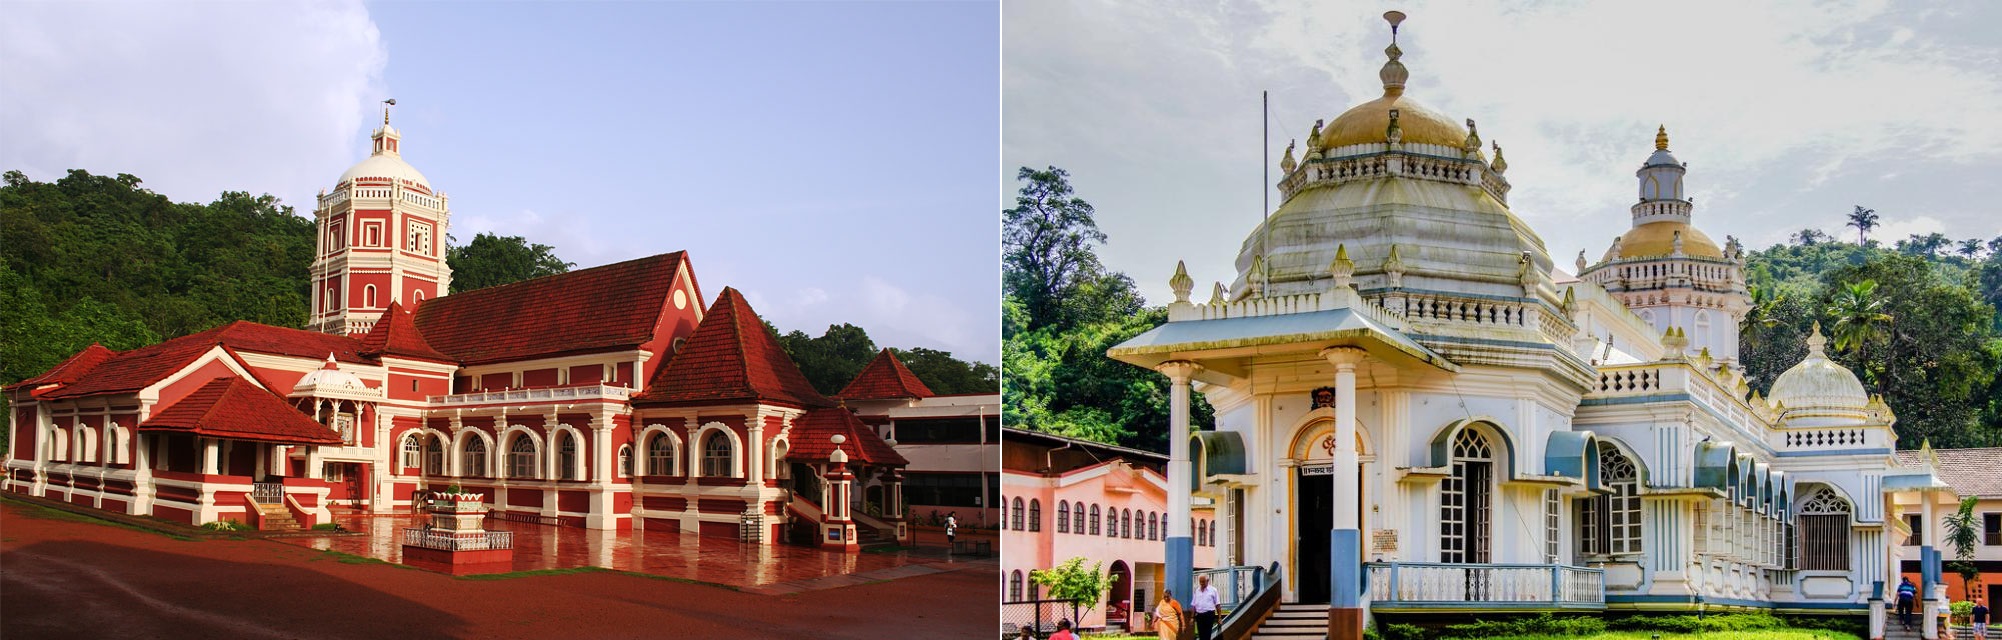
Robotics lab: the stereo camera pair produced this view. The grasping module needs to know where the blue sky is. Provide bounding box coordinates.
[2,1,1000,362]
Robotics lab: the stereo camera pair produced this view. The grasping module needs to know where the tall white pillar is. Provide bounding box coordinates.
[1156,360,1203,606]
[1321,347,1368,640]
[201,438,221,475]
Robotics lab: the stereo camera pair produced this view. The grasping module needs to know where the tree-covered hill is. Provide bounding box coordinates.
[1,170,996,446]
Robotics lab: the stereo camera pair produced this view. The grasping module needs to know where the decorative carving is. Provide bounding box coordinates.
[1655,124,1670,152]
[1381,244,1405,288]
[1170,260,1194,303]
[1329,244,1356,290]
[1311,386,1338,411]
[1280,139,1297,174]
[1489,140,1507,174]
[1575,249,1588,273]
[1385,110,1402,145]
[1463,119,1482,155]
[1208,282,1227,306]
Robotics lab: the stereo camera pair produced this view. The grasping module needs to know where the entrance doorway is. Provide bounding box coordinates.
[1108,560,1134,629]
[1296,470,1332,604]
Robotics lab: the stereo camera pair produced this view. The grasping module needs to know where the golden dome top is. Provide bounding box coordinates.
[1320,92,1468,149]
[1617,220,1724,259]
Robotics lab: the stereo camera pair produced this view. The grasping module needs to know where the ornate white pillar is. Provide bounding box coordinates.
[1155,360,1202,607]
[1321,347,1367,640]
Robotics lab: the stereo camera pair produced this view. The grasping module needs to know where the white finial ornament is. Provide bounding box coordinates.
[1170,260,1195,303]
[1379,11,1409,93]
[1806,321,1828,357]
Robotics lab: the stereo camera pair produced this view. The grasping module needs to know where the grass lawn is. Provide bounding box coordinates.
[1460,632,1859,640]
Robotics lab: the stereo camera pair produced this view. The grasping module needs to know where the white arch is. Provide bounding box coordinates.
[500,424,546,480]
[639,424,684,476]
[767,435,791,477]
[546,422,588,482]
[453,428,497,477]
[1286,406,1374,461]
[693,422,744,478]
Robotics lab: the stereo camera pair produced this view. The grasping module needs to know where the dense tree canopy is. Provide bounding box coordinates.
[769,322,997,396]
[445,232,573,292]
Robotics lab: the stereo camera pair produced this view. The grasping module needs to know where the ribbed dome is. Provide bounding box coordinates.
[338,153,430,188]
[294,354,367,391]
[1321,91,1468,149]
[1617,221,1723,259]
[1769,323,1868,411]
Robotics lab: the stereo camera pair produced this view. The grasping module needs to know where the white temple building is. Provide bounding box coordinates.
[1106,11,1950,640]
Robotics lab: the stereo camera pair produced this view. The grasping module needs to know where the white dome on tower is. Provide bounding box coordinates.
[1769,322,1868,412]
[337,153,430,188]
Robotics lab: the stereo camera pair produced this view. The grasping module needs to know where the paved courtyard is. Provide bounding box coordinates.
[1,501,997,639]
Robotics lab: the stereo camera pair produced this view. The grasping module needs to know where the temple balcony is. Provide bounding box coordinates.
[427,383,633,408]
[1366,562,1606,612]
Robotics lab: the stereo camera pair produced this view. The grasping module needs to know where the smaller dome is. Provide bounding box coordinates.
[295,354,367,391]
[1644,149,1680,167]
[1321,93,1468,149]
[1769,323,1868,411]
[1618,221,1723,259]
[338,153,430,188]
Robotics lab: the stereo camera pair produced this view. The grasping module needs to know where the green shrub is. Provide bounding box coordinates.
[202,519,250,532]
[310,523,342,531]
[1440,612,1605,638]
[1610,612,1788,634]
[1369,623,1425,640]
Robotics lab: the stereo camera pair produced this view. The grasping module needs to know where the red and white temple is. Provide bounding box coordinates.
[3,118,917,545]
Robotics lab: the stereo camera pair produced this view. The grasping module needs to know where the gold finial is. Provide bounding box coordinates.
[1806,320,1827,356]
[383,98,397,125]
[1329,243,1356,289]
[1307,120,1324,151]
[1464,119,1481,152]
[1379,11,1409,93]
[1490,140,1507,174]
[1655,124,1668,151]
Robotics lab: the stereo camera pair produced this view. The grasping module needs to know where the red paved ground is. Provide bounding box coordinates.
[1,502,997,639]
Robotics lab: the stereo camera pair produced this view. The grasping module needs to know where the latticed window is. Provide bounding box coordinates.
[649,434,677,475]
[1009,570,1024,601]
[1074,505,1085,534]
[1089,504,1101,535]
[1057,501,1070,533]
[1545,489,1561,563]
[424,438,444,475]
[1149,512,1159,541]
[557,433,577,481]
[1583,445,1642,555]
[1798,486,1852,571]
[462,437,488,477]
[701,432,733,477]
[1011,497,1025,530]
[1122,509,1132,539]
[1442,428,1494,563]
[1029,499,1042,532]
[509,435,539,479]
[617,445,631,478]
[401,435,422,470]
[1210,521,1217,548]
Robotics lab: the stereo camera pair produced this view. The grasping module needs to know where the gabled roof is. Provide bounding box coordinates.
[6,343,116,393]
[139,376,342,444]
[359,301,453,363]
[837,349,935,400]
[412,252,689,365]
[630,287,832,409]
[1895,447,2002,498]
[785,407,908,466]
[39,322,367,399]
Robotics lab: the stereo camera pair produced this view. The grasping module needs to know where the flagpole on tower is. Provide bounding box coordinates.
[383,98,396,125]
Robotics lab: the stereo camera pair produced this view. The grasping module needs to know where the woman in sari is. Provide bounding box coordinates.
[1152,589,1186,640]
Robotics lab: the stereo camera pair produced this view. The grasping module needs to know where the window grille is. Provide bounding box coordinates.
[401,435,422,470]
[648,434,677,475]
[1057,501,1070,533]
[1544,489,1561,564]
[1029,499,1042,532]
[1122,509,1132,539]
[1798,486,1851,571]
[1441,428,1493,563]
[557,434,577,481]
[1074,505,1085,534]
[1012,497,1025,530]
[1009,571,1024,601]
[702,432,732,478]
[1985,513,2001,546]
[462,437,488,477]
[509,435,539,479]
[1089,505,1100,535]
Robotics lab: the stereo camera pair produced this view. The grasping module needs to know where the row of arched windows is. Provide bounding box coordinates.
[1003,498,1220,546]
[401,427,747,481]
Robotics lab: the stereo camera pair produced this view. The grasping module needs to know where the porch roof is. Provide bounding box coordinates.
[1106,308,1456,381]
[139,376,342,445]
[784,407,907,467]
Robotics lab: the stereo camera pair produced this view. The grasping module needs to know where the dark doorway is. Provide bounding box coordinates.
[1297,470,1333,604]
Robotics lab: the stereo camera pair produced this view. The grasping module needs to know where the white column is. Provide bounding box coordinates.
[1155,360,1202,605]
[1922,494,1938,640]
[201,438,221,475]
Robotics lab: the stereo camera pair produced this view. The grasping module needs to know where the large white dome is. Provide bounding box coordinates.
[337,152,430,188]
[1768,323,1868,411]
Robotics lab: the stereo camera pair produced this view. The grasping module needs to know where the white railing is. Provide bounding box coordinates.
[1392,293,1531,328]
[1169,287,1408,331]
[1596,366,1665,394]
[1193,565,1268,613]
[429,383,633,406]
[1279,144,1507,204]
[1366,562,1604,606]
[1773,427,1884,451]
[402,528,513,551]
[250,482,284,505]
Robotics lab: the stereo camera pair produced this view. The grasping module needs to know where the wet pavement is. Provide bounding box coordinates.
[276,512,992,590]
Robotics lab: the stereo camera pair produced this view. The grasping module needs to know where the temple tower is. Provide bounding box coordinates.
[309,104,452,336]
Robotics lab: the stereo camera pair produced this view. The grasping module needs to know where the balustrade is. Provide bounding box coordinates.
[1193,565,1266,613]
[429,383,633,406]
[401,528,513,551]
[1365,562,1604,607]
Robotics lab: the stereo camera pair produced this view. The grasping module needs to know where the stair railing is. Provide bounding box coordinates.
[1217,562,1283,640]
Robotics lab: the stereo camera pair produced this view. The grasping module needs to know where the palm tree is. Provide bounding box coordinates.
[1944,496,1982,599]
[1827,279,1892,385]
[1741,283,1786,354]
[1958,238,1984,259]
[1846,206,1880,245]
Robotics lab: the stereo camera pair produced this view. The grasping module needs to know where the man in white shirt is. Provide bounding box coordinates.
[1191,574,1221,640]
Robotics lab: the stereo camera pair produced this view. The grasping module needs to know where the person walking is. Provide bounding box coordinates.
[944,514,958,552]
[1971,596,1988,640]
[1898,577,1918,631]
[1192,574,1221,640]
[1048,619,1077,640]
[1153,590,1185,640]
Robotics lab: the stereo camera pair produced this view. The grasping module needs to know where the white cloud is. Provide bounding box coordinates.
[0,0,386,212]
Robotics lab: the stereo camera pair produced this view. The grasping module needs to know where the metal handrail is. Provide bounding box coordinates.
[1217,562,1283,640]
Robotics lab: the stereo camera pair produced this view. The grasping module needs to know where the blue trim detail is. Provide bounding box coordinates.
[1331,529,1361,607]
[1166,535,1193,608]
[1774,448,1893,458]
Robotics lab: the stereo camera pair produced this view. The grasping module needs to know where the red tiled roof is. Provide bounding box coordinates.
[412,252,687,365]
[836,349,935,400]
[360,301,453,363]
[40,322,367,399]
[1895,447,2002,498]
[139,376,342,444]
[630,287,832,409]
[6,343,116,392]
[785,407,908,466]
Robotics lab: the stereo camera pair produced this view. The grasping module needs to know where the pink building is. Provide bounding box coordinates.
[1003,427,1217,633]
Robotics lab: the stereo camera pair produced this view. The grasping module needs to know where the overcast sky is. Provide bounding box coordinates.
[1004,0,2002,305]
[1,1,1000,363]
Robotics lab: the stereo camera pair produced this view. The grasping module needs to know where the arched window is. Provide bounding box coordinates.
[1583,444,1642,555]
[1198,519,1208,546]
[1089,504,1101,535]
[462,437,488,477]
[556,432,578,481]
[1057,501,1071,533]
[1121,508,1132,539]
[648,433,678,476]
[1442,428,1495,563]
[1028,499,1042,532]
[364,285,377,309]
[400,434,422,470]
[1210,521,1218,548]
[424,437,444,475]
[1009,570,1024,601]
[1147,512,1158,541]
[617,444,632,478]
[1074,503,1085,534]
[1011,497,1025,530]
[1799,486,1852,571]
[701,431,733,478]
[413,290,425,304]
[508,434,539,479]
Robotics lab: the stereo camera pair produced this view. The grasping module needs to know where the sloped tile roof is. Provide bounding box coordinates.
[7,343,116,392]
[1895,447,2002,498]
[40,322,367,399]
[785,407,908,466]
[359,301,453,363]
[412,252,686,365]
[139,376,342,444]
[630,287,832,409]
[836,349,935,400]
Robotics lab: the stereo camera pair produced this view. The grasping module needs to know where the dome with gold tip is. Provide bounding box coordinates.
[1768,322,1869,412]
[1616,221,1723,259]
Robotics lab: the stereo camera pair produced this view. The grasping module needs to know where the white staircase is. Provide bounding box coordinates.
[1249,602,1327,640]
